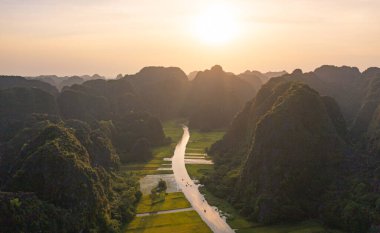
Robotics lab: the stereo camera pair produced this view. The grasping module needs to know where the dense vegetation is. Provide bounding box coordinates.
[0,114,142,232]
[2,65,380,232]
[238,80,345,222]
[207,67,380,233]
[0,75,168,232]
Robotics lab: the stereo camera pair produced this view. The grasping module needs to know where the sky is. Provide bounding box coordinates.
[0,0,379,77]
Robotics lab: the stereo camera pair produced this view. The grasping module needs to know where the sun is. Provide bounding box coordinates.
[192,3,241,45]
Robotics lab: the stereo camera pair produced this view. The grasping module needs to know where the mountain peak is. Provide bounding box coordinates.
[210,65,224,73]
[292,69,303,75]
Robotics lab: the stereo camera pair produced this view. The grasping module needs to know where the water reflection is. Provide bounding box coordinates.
[172,126,234,233]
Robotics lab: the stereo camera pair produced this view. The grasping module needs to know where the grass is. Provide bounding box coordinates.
[187,129,225,151]
[162,120,185,142]
[237,221,343,233]
[136,192,191,214]
[125,169,173,176]
[185,164,213,180]
[123,124,224,170]
[198,186,342,233]
[185,162,255,229]
[122,120,184,176]
[124,211,212,233]
[198,186,255,229]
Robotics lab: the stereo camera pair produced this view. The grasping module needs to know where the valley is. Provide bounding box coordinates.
[124,121,342,233]
[2,1,380,232]
[1,65,380,233]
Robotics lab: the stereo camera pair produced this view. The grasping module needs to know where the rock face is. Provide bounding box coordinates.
[278,66,365,125]
[4,125,105,209]
[279,66,380,156]
[281,65,380,136]
[351,75,380,138]
[1,124,110,232]
[209,78,296,181]
[0,117,140,233]
[209,77,346,223]
[238,70,264,93]
[64,119,120,168]
[236,79,345,223]
[187,71,199,81]
[0,79,168,232]
[127,66,189,120]
[368,106,380,154]
[58,66,188,122]
[184,65,257,130]
[208,74,380,232]
[290,66,380,158]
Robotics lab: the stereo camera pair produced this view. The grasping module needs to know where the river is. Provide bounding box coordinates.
[171,126,235,233]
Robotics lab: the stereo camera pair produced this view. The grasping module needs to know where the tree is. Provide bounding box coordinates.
[157,179,167,193]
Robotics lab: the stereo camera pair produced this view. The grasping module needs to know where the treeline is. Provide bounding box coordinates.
[206,66,380,233]
[0,73,169,232]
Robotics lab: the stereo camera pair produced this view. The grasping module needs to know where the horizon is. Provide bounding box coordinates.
[1,1,380,231]
[0,64,376,79]
[1,0,380,77]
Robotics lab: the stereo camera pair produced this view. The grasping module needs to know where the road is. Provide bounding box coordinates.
[172,126,235,233]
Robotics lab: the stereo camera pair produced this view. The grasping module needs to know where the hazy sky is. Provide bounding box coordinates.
[1,0,379,77]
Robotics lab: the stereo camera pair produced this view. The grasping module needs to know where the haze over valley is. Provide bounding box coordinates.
[1,1,380,233]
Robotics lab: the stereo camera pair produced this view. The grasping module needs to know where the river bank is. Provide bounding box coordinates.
[124,121,213,233]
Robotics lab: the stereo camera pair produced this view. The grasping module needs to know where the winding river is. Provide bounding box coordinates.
[172,126,235,233]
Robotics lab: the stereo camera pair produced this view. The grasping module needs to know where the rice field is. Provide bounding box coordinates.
[124,211,212,233]
[136,192,191,214]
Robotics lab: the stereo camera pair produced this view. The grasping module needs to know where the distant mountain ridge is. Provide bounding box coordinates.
[55,65,263,130]
[3,64,380,134]
[27,74,105,91]
[0,76,58,96]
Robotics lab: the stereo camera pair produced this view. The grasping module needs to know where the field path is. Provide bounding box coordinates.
[136,207,194,217]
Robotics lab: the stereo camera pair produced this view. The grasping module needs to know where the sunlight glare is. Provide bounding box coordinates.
[192,3,241,45]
